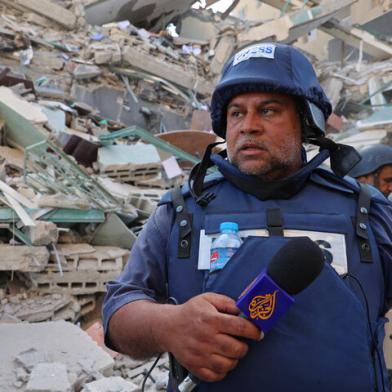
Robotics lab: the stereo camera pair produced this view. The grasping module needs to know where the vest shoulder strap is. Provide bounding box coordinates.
[355,183,373,263]
[171,186,193,259]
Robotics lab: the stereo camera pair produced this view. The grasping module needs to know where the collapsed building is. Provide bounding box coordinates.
[0,0,391,390]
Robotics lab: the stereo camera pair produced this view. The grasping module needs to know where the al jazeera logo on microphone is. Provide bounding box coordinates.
[236,272,294,333]
[249,290,278,321]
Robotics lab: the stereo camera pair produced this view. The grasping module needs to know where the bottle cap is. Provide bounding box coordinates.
[220,222,239,232]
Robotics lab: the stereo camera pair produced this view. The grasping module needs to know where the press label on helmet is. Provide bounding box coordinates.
[233,43,276,66]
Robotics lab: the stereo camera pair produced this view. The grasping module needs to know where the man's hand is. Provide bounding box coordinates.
[159,292,263,382]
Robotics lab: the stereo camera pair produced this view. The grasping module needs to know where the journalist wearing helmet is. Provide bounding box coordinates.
[103,43,392,392]
[348,143,392,201]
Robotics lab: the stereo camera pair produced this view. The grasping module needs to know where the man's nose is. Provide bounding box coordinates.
[240,111,263,133]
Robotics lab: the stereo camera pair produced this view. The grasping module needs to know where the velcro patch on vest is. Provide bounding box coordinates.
[198,229,348,275]
[233,43,276,66]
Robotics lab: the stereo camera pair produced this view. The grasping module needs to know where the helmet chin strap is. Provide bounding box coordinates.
[188,141,226,205]
[308,136,361,178]
[302,100,361,178]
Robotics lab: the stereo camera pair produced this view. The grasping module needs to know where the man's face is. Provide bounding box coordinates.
[226,92,303,181]
[375,164,392,198]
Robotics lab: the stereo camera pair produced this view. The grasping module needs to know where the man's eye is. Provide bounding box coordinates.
[230,111,242,117]
[261,108,275,116]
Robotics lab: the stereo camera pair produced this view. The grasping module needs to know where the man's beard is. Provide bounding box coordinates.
[228,141,302,181]
[233,156,297,180]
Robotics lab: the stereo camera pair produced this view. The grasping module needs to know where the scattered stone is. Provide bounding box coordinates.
[26,362,71,392]
[72,65,102,80]
[82,376,140,392]
[14,348,53,372]
[0,245,49,272]
[27,221,59,246]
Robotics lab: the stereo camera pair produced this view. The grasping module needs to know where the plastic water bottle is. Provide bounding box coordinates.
[210,222,243,273]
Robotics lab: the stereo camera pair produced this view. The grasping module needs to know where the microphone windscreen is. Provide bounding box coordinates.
[267,237,324,295]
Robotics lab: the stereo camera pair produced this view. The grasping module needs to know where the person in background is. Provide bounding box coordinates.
[103,43,392,392]
[348,143,392,201]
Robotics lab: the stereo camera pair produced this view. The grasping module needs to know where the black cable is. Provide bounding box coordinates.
[343,273,386,392]
[141,353,162,392]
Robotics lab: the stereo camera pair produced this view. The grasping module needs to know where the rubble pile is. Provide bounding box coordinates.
[0,0,390,390]
[0,0,221,328]
[318,59,392,138]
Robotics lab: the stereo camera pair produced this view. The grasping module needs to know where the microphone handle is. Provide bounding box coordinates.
[178,374,200,392]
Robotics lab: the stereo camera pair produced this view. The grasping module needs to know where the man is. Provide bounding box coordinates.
[348,143,392,200]
[103,43,392,391]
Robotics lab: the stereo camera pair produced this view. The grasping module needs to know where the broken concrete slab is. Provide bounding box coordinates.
[14,348,53,372]
[335,129,388,149]
[97,143,162,183]
[0,321,114,391]
[0,0,76,30]
[238,0,356,46]
[0,86,47,125]
[84,0,195,31]
[0,293,80,323]
[0,145,25,174]
[27,270,121,295]
[98,176,161,209]
[91,43,122,65]
[42,107,66,135]
[122,45,212,96]
[209,31,236,76]
[47,244,129,273]
[26,362,71,392]
[368,76,388,107]
[76,294,96,316]
[0,91,47,150]
[36,194,91,210]
[70,84,149,130]
[72,64,102,80]
[0,245,49,272]
[27,221,58,246]
[321,18,392,60]
[356,107,392,130]
[82,376,139,392]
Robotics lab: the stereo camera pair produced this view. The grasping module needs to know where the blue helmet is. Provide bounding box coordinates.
[210,43,332,139]
[348,143,392,178]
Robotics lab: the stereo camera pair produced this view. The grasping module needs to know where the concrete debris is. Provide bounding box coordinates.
[84,0,195,31]
[0,0,77,30]
[26,362,71,392]
[27,221,59,246]
[0,321,114,391]
[112,353,169,391]
[0,86,48,124]
[14,348,53,371]
[81,376,139,392]
[0,245,49,272]
[0,292,80,323]
[0,0,390,389]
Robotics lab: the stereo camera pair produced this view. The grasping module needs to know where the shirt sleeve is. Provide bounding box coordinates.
[102,203,174,336]
[369,199,392,305]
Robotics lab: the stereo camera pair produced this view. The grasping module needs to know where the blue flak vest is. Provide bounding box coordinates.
[159,153,390,392]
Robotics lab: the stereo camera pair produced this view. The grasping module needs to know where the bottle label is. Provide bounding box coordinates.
[210,247,237,272]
